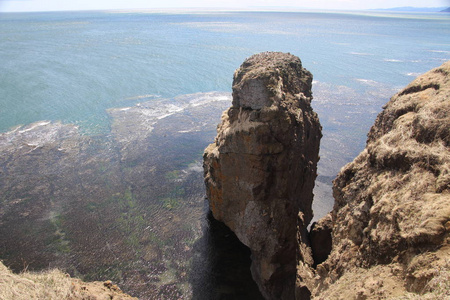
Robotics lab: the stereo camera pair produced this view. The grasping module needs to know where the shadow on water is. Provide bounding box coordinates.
[189,209,264,300]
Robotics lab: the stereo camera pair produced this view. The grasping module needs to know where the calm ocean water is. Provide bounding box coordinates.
[0,10,449,299]
[2,9,449,212]
[1,10,449,134]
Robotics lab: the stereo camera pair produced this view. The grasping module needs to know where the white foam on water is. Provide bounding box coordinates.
[189,92,231,107]
[383,58,403,62]
[349,52,373,56]
[18,121,51,134]
[123,94,160,101]
[355,78,379,85]
[428,50,450,54]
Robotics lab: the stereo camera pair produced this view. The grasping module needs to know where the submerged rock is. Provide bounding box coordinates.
[309,61,450,299]
[203,52,321,299]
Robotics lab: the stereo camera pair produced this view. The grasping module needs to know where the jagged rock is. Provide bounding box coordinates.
[203,52,321,299]
[308,61,450,299]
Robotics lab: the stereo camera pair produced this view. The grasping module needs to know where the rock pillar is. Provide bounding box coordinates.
[203,52,321,299]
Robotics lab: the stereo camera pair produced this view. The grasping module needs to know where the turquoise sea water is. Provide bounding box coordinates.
[1,10,449,134]
[1,11,449,174]
[4,9,449,210]
[0,10,449,299]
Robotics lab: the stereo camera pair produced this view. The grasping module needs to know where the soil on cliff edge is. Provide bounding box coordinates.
[0,261,137,300]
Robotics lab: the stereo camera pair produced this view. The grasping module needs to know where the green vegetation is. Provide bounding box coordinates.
[165,170,180,180]
[161,197,180,210]
[47,213,71,255]
[113,188,147,250]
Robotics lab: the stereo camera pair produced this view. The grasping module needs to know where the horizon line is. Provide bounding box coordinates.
[1,5,449,14]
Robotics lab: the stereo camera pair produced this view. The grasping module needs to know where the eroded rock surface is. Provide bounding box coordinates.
[203,52,321,299]
[307,61,450,299]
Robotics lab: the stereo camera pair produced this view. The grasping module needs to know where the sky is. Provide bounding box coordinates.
[0,0,449,12]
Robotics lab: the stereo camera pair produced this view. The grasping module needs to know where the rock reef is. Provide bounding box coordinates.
[203,52,322,299]
[0,93,232,299]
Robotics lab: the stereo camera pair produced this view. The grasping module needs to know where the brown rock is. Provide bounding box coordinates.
[203,52,321,299]
[71,278,137,300]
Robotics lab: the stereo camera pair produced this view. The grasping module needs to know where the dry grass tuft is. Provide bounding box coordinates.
[0,261,137,300]
[0,261,73,300]
[395,261,450,300]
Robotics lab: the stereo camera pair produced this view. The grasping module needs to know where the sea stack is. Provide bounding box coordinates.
[203,52,321,299]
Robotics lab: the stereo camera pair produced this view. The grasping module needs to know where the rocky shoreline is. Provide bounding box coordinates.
[0,92,235,299]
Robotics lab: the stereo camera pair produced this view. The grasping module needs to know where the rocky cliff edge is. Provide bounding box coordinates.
[0,261,137,300]
[305,61,450,299]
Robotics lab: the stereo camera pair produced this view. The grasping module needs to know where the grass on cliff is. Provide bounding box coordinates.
[396,261,450,300]
[0,261,73,300]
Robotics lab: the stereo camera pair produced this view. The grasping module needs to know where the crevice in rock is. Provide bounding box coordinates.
[398,83,439,96]
[309,215,332,268]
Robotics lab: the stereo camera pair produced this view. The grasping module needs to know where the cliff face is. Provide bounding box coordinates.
[308,61,450,299]
[203,52,321,299]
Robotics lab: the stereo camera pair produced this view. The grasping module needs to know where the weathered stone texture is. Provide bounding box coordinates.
[203,52,321,299]
[309,61,450,299]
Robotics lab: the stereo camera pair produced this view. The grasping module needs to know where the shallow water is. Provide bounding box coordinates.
[0,10,449,299]
[0,92,235,298]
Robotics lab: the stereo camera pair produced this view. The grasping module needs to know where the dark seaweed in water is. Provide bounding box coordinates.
[0,92,263,299]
